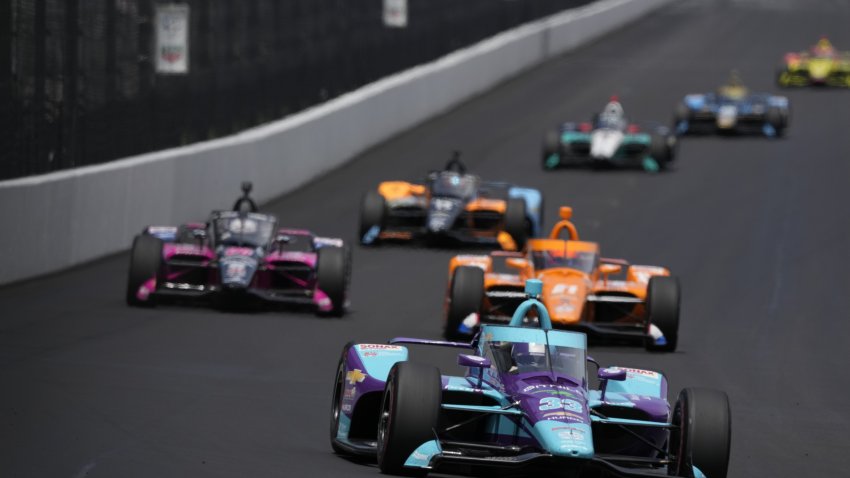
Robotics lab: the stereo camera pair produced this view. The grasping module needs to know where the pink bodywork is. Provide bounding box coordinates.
[136,238,333,312]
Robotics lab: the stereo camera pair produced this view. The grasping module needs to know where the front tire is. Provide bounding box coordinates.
[503,198,528,250]
[668,388,732,478]
[329,342,355,454]
[316,246,350,317]
[444,266,485,340]
[377,362,442,476]
[645,276,680,352]
[673,103,691,132]
[125,234,163,307]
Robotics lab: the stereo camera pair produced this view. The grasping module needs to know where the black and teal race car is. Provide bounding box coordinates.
[542,99,676,172]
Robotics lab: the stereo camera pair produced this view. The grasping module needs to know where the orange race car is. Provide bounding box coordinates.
[442,207,680,351]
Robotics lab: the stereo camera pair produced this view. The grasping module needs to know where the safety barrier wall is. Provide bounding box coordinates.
[0,0,672,285]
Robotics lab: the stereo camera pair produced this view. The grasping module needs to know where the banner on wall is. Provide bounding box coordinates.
[384,0,408,28]
[155,4,190,74]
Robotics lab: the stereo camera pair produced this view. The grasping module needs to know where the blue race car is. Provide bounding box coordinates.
[674,73,790,137]
[329,280,732,478]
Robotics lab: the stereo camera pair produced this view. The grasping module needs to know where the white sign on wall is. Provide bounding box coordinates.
[384,0,408,28]
[155,4,190,74]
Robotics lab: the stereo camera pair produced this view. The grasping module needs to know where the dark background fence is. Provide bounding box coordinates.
[1,0,589,180]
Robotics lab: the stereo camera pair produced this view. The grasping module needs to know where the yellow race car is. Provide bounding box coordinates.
[777,37,850,87]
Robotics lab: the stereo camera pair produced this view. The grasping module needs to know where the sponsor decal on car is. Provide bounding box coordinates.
[620,368,660,379]
[557,426,586,443]
[346,369,367,385]
[543,411,585,422]
[358,344,404,351]
[539,397,583,412]
[445,384,484,393]
[522,384,579,396]
[171,244,204,255]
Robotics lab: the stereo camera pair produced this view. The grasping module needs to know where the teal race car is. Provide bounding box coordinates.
[329,280,731,477]
[543,99,677,172]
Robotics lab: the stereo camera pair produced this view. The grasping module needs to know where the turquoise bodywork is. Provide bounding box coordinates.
[353,344,408,381]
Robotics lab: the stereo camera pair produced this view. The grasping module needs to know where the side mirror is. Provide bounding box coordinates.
[598,367,627,381]
[192,229,207,246]
[559,206,573,220]
[458,354,491,368]
[598,264,622,276]
[505,258,528,270]
[598,367,626,401]
[275,234,291,253]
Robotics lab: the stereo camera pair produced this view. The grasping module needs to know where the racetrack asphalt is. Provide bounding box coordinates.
[2,0,849,476]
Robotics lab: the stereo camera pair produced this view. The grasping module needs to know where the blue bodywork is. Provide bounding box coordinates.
[509,186,544,238]
[676,92,790,137]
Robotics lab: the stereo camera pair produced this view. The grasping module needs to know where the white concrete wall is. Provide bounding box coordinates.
[0,0,672,285]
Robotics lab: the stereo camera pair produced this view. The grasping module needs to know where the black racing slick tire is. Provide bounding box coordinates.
[668,388,732,478]
[377,362,442,476]
[645,276,680,352]
[766,107,786,137]
[444,266,485,341]
[125,234,163,307]
[316,246,350,317]
[504,198,528,250]
[329,341,355,455]
[359,190,386,245]
[650,134,674,169]
[542,131,561,169]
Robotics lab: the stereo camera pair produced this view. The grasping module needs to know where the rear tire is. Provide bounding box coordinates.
[444,266,485,341]
[766,107,786,137]
[125,234,163,307]
[359,191,386,245]
[542,131,561,169]
[645,276,680,352]
[650,133,674,169]
[377,362,442,476]
[668,388,732,478]
[504,198,528,250]
[673,103,691,130]
[316,246,350,317]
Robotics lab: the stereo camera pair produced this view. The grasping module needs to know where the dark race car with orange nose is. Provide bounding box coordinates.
[359,152,543,250]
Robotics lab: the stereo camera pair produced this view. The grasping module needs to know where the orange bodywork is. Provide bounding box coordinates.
[447,207,669,328]
[378,181,427,201]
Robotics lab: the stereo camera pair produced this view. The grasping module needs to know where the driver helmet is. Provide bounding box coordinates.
[229,217,258,234]
[511,342,548,370]
[718,70,748,99]
[812,36,835,56]
[599,97,625,123]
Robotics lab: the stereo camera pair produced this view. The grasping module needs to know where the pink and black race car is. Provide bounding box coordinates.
[125,187,350,316]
